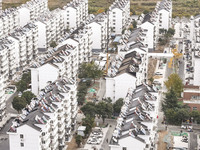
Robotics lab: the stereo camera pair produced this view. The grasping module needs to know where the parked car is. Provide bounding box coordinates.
[154,72,163,76]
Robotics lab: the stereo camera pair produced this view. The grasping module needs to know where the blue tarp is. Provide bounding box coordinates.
[113,36,121,43]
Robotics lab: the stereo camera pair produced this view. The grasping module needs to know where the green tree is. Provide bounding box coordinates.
[167,28,175,37]
[79,62,103,83]
[75,135,83,147]
[165,108,177,124]
[16,80,27,92]
[82,115,95,136]
[164,73,183,97]
[81,102,96,118]
[176,108,190,124]
[190,110,200,123]
[162,88,178,112]
[12,96,27,113]
[50,41,57,48]
[113,98,124,115]
[21,72,31,84]
[143,10,149,14]
[132,20,137,28]
[22,91,36,104]
[96,101,113,123]
[148,77,154,85]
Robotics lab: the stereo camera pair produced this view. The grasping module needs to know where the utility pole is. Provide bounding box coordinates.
[105,0,110,76]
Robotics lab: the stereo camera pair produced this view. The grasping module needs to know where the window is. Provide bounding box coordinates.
[20,134,24,138]
[113,12,116,14]
[122,147,127,150]
[113,19,116,22]
[20,143,24,147]
[42,141,45,144]
[42,132,45,136]
[193,107,197,110]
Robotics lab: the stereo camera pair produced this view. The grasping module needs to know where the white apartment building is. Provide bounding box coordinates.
[0,8,19,38]
[109,0,130,35]
[105,50,147,102]
[155,0,172,33]
[35,9,64,50]
[0,38,17,80]
[190,15,200,49]
[18,0,48,27]
[31,43,78,95]
[0,75,6,123]
[8,22,39,70]
[109,84,158,150]
[64,25,92,64]
[7,77,78,150]
[88,13,109,51]
[139,14,155,50]
[63,0,88,30]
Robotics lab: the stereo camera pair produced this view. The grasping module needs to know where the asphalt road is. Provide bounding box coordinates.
[5,92,18,114]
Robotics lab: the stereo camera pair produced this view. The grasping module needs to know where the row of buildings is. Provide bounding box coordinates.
[7,77,78,150]
[109,84,158,150]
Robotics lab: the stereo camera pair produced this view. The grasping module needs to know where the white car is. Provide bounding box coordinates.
[154,72,163,76]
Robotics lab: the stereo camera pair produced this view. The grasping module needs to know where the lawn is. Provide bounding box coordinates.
[2,0,200,17]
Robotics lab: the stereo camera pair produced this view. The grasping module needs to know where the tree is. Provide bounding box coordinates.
[162,88,178,112]
[22,91,36,104]
[132,20,137,28]
[21,72,31,84]
[148,77,154,85]
[78,62,103,83]
[96,101,113,123]
[82,115,95,136]
[81,102,96,118]
[143,10,149,14]
[113,98,124,115]
[50,41,57,48]
[164,73,183,97]
[75,135,83,148]
[16,80,27,92]
[167,28,175,37]
[12,96,27,113]
[165,108,177,124]
[176,108,190,124]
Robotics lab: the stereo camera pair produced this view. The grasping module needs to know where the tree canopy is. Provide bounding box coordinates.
[96,101,113,123]
[113,98,124,115]
[78,62,103,83]
[22,91,36,104]
[81,102,96,118]
[75,135,83,147]
[164,73,183,97]
[12,96,27,113]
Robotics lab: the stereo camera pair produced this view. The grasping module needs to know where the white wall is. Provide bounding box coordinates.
[159,9,170,30]
[110,8,123,35]
[88,22,101,49]
[114,73,136,102]
[64,7,77,29]
[31,64,59,95]
[106,73,137,103]
[18,7,31,27]
[194,58,200,86]
[9,125,41,150]
[140,22,154,49]
[105,78,115,101]
[35,21,46,49]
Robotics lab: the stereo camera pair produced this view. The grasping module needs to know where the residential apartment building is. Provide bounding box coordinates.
[109,0,130,35]
[31,43,78,95]
[109,84,158,150]
[0,0,2,13]
[182,85,200,112]
[8,77,78,150]
[0,8,19,38]
[0,75,6,123]
[63,0,88,30]
[18,0,48,27]
[154,0,172,33]
[88,13,109,51]
[8,22,39,70]
[105,50,147,102]
[35,9,64,50]
[0,38,17,80]
[64,25,92,64]
[190,15,200,49]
